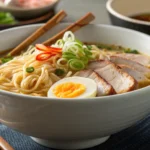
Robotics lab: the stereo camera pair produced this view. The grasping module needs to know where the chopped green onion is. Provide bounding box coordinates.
[57,58,68,66]
[76,48,85,56]
[1,56,13,64]
[55,39,64,48]
[87,45,92,50]
[97,45,112,50]
[124,49,139,54]
[26,67,34,73]
[68,59,85,71]
[63,31,75,42]
[75,43,83,49]
[62,52,77,60]
[55,69,65,76]
[83,48,92,56]
[54,31,93,71]
[75,39,83,46]
[80,57,88,65]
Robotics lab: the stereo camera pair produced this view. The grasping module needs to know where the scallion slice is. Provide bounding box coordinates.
[68,59,85,71]
[55,69,65,76]
[26,67,34,73]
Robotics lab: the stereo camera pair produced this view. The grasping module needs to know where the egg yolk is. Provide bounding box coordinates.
[53,82,86,98]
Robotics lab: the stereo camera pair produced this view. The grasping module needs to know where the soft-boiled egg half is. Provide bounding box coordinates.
[48,77,97,98]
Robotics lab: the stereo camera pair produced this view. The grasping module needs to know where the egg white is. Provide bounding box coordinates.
[47,77,97,99]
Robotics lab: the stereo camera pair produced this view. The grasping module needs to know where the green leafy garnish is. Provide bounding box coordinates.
[26,67,34,73]
[55,69,65,76]
[124,49,139,54]
[0,12,17,25]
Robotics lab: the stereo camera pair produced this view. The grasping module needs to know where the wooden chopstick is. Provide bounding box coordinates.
[43,12,95,46]
[0,137,14,150]
[9,10,67,56]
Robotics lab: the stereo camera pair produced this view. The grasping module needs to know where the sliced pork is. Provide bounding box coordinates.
[88,61,137,94]
[113,53,150,67]
[110,56,150,78]
[119,65,150,88]
[75,70,115,96]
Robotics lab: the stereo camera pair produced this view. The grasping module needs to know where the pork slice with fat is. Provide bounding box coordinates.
[114,53,150,67]
[119,65,150,88]
[75,69,115,96]
[88,61,137,94]
[110,56,150,78]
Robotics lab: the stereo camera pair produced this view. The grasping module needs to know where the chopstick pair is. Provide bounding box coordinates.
[9,10,95,56]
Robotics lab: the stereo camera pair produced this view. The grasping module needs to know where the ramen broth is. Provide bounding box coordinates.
[131,13,150,22]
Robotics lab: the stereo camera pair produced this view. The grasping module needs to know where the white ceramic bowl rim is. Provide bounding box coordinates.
[0,0,58,11]
[0,23,150,102]
[106,0,150,26]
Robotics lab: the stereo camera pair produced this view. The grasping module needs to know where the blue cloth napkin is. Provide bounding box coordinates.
[1,115,150,150]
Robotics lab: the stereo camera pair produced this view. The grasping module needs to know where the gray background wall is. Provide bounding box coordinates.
[56,0,111,24]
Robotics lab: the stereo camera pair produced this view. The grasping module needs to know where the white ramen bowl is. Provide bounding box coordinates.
[0,24,150,149]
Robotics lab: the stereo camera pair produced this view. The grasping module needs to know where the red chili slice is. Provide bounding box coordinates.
[35,44,62,61]
[49,47,62,51]
[51,49,62,53]
[36,44,62,52]
[36,52,55,61]
[50,51,61,55]
[36,44,50,51]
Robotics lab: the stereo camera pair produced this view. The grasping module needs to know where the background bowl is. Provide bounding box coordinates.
[106,0,150,34]
[0,0,59,20]
[0,11,54,30]
[0,24,150,149]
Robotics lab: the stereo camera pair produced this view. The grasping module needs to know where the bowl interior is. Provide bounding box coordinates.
[0,23,149,55]
[110,0,150,17]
